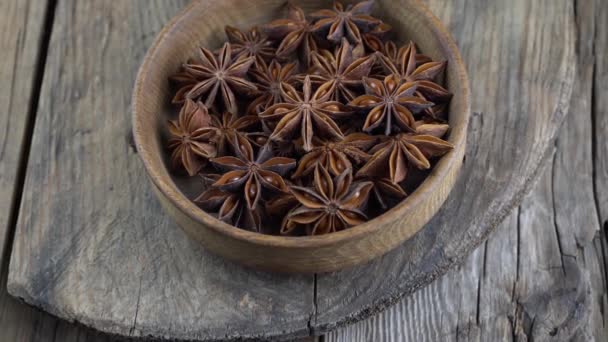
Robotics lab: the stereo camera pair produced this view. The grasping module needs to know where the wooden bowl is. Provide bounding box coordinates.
[132,0,470,274]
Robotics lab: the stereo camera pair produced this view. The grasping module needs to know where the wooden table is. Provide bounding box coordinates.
[1,0,606,341]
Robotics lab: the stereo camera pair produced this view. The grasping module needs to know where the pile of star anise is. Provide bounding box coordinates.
[166,1,453,236]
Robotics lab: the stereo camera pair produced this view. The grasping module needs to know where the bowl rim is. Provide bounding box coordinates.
[132,0,470,249]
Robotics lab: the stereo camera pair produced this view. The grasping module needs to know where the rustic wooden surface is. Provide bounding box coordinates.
[326,0,608,340]
[0,0,46,275]
[314,0,577,332]
[6,0,314,341]
[0,1,604,342]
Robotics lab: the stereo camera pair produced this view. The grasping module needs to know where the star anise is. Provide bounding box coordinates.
[282,166,372,235]
[204,111,262,156]
[167,99,217,176]
[361,22,392,52]
[181,43,257,114]
[292,133,375,178]
[265,192,298,218]
[381,41,434,71]
[378,41,451,102]
[349,75,434,135]
[169,70,199,104]
[260,75,352,152]
[306,38,375,102]
[211,137,296,210]
[165,2,456,236]
[357,123,453,183]
[195,188,266,231]
[357,176,407,210]
[247,59,298,114]
[262,3,319,66]
[225,25,275,65]
[310,0,381,46]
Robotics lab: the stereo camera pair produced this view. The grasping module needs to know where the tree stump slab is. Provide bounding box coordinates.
[7,0,575,340]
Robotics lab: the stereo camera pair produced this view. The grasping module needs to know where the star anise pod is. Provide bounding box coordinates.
[306,38,375,102]
[225,25,275,65]
[378,41,451,102]
[349,75,434,135]
[262,2,319,66]
[419,96,449,120]
[204,111,262,156]
[260,75,352,152]
[292,133,375,178]
[195,188,266,232]
[413,120,450,137]
[267,140,298,158]
[381,41,434,70]
[211,137,296,210]
[169,70,199,104]
[181,43,257,114]
[310,0,381,46]
[282,166,372,235]
[167,99,217,176]
[357,176,407,210]
[361,22,391,52]
[247,59,298,114]
[265,192,298,218]
[357,123,453,183]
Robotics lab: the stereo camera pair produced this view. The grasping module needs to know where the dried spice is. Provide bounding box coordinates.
[247,59,298,114]
[225,26,275,65]
[182,43,257,114]
[310,0,380,46]
[292,133,375,178]
[166,0,454,235]
[262,2,319,66]
[357,122,453,183]
[283,166,372,235]
[350,75,433,135]
[167,99,216,176]
[206,111,262,156]
[259,76,352,152]
[211,138,295,209]
[306,38,375,102]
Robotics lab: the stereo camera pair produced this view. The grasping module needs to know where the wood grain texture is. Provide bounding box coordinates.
[0,0,45,271]
[314,0,576,333]
[0,1,60,341]
[7,1,314,341]
[326,0,608,340]
[6,0,579,341]
[0,1,134,341]
[593,0,608,228]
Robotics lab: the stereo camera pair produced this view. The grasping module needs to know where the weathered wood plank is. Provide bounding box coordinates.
[0,0,46,270]
[0,0,58,341]
[594,0,608,227]
[7,0,314,340]
[326,0,607,340]
[592,0,608,336]
[315,0,576,333]
[325,214,516,342]
[5,0,581,340]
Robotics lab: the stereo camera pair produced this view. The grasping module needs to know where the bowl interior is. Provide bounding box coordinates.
[133,0,469,243]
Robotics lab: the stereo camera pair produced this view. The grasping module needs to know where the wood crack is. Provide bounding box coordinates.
[475,241,487,326]
[589,4,604,237]
[513,207,521,302]
[129,273,143,336]
[308,273,318,336]
[550,148,568,276]
[3,0,57,270]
